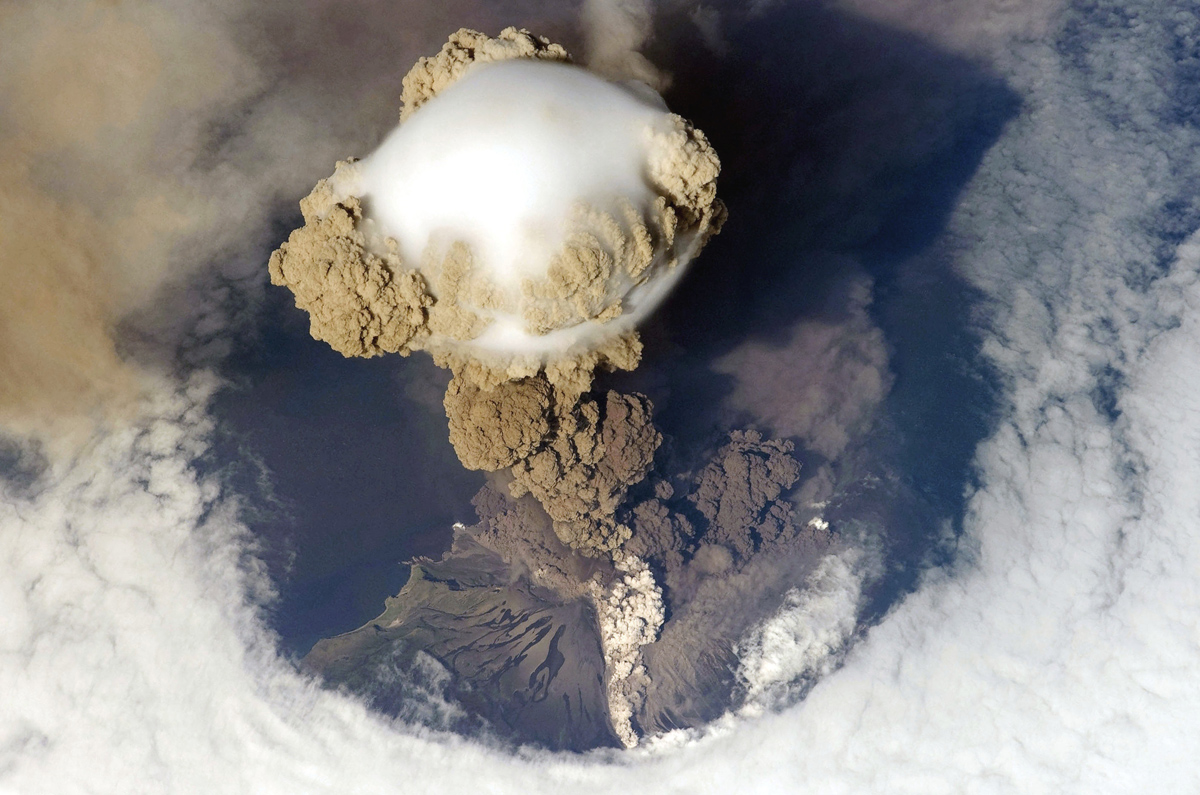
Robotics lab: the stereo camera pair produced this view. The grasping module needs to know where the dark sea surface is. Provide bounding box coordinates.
[206,289,484,657]
[614,2,1014,620]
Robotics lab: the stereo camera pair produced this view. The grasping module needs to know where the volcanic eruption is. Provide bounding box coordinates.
[274,28,829,750]
[269,27,725,556]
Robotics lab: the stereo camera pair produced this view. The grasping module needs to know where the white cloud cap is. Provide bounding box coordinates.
[339,59,696,356]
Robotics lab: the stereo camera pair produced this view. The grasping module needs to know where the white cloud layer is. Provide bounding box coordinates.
[734,549,864,708]
[4,0,1200,792]
[346,58,695,356]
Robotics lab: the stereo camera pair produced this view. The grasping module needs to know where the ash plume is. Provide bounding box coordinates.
[268,28,725,557]
[268,28,732,745]
[0,3,239,442]
[581,0,669,91]
[0,0,387,447]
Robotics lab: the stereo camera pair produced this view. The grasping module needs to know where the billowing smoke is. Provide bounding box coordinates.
[0,0,383,445]
[269,28,724,560]
[581,0,669,90]
[269,28,722,381]
[0,2,251,441]
[267,27,742,745]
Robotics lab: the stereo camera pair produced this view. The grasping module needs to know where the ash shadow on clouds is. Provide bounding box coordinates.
[608,1,1020,618]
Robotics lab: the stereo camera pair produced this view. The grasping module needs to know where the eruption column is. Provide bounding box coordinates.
[271,27,729,747]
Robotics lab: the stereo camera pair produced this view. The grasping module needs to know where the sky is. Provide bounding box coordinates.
[3,0,1200,792]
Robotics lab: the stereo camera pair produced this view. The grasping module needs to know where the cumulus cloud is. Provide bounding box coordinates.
[734,550,864,709]
[825,0,1064,56]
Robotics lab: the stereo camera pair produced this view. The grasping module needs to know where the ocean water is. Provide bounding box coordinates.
[206,289,483,657]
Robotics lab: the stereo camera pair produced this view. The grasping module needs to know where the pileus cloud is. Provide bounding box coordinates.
[268,27,724,388]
